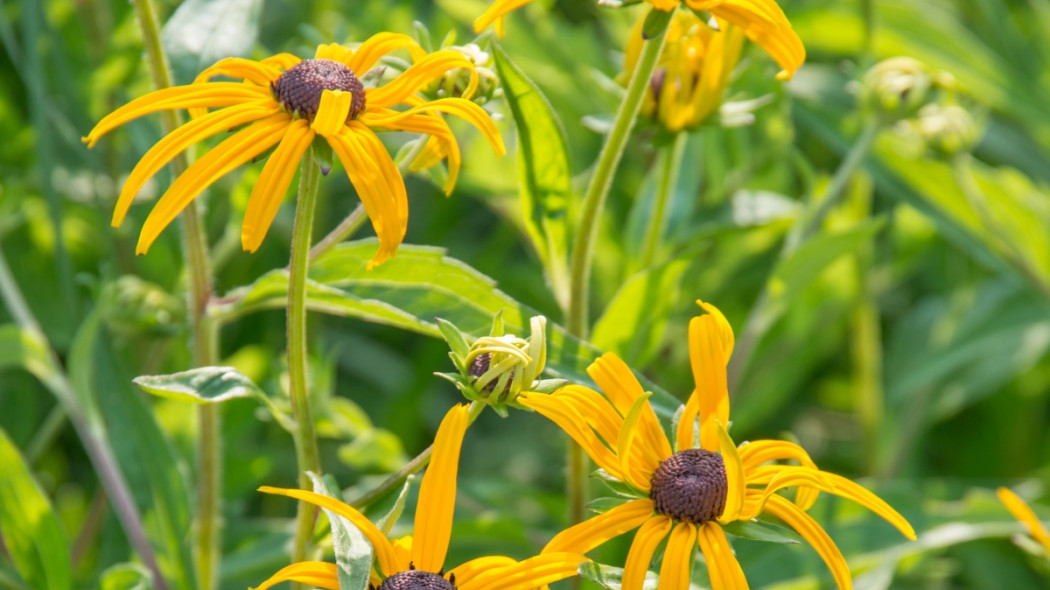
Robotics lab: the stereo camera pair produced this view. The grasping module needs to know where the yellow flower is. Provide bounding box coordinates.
[624,11,745,131]
[252,405,587,590]
[84,35,505,267]
[519,301,916,590]
[475,0,804,81]
[998,487,1050,553]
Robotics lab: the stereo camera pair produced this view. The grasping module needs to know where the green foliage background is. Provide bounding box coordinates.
[1,0,1049,589]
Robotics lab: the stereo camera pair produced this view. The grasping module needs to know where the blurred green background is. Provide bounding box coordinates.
[1,0,1049,588]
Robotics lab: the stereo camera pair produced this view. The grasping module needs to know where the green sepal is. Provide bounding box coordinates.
[490,309,505,337]
[587,496,631,514]
[312,139,334,176]
[528,378,567,394]
[592,468,646,498]
[642,6,674,40]
[436,318,472,367]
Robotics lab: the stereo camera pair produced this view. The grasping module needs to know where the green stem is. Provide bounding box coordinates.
[130,1,221,588]
[727,119,881,390]
[861,0,876,60]
[288,144,324,572]
[638,132,687,269]
[567,11,671,339]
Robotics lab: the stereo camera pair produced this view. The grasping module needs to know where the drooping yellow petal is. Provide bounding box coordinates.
[365,50,475,109]
[621,516,673,590]
[257,486,403,577]
[412,405,470,573]
[587,353,673,466]
[241,118,314,252]
[543,498,654,555]
[658,522,698,590]
[449,555,518,589]
[361,97,505,158]
[617,392,660,490]
[648,0,680,11]
[250,561,340,590]
[361,107,460,195]
[326,123,408,269]
[689,313,730,451]
[473,0,535,34]
[998,487,1050,551]
[550,385,623,454]
[738,439,820,510]
[311,90,353,138]
[459,553,589,590]
[518,391,626,483]
[83,83,269,147]
[112,100,278,227]
[816,472,917,541]
[346,32,427,73]
[686,0,805,81]
[698,522,748,590]
[763,494,852,590]
[260,52,302,71]
[716,422,745,522]
[696,300,735,363]
[135,113,289,253]
[192,57,282,87]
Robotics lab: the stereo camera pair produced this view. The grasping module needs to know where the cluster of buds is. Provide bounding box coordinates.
[424,42,501,106]
[436,313,561,416]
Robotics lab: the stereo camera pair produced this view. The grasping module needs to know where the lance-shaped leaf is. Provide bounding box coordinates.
[308,473,374,590]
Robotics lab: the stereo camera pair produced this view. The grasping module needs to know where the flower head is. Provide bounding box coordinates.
[624,11,745,131]
[998,487,1050,555]
[252,405,586,590]
[475,0,804,81]
[520,301,916,589]
[85,35,505,268]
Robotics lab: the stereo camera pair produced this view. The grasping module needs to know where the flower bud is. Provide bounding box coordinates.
[424,43,501,105]
[100,275,184,336]
[858,56,955,122]
[908,103,981,157]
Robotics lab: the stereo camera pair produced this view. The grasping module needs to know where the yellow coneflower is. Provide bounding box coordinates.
[252,405,587,590]
[519,301,916,590]
[998,487,1050,553]
[85,34,505,267]
[623,11,745,131]
[475,0,804,81]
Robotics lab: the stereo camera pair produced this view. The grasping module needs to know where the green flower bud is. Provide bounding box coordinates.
[858,57,954,122]
[100,275,184,336]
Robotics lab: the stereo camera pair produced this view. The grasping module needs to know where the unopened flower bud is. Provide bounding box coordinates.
[910,103,981,157]
[858,57,954,122]
[424,43,500,105]
[100,275,184,336]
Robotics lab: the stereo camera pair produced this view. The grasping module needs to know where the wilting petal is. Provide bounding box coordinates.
[241,119,314,252]
[459,553,588,590]
[659,522,698,589]
[136,113,289,253]
[763,494,851,590]
[83,83,269,147]
[998,487,1050,550]
[257,486,403,577]
[543,498,654,555]
[250,561,339,590]
[346,32,426,73]
[698,522,748,590]
[518,391,626,482]
[112,100,278,227]
[366,50,476,109]
[412,405,470,572]
[622,516,672,590]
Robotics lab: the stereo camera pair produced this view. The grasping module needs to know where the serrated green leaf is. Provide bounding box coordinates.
[134,366,265,404]
[308,473,373,590]
[0,427,71,590]
[492,43,572,307]
[99,563,153,590]
[160,0,263,84]
[721,519,801,544]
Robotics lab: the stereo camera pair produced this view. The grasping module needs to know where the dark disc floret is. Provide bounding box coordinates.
[649,448,728,524]
[372,569,457,590]
[272,58,366,123]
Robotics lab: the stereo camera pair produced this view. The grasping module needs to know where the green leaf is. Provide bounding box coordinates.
[721,519,801,544]
[160,0,264,84]
[0,324,63,390]
[133,366,265,404]
[308,473,373,590]
[586,497,631,514]
[492,43,572,307]
[0,427,72,590]
[592,469,646,499]
[99,564,153,590]
[579,561,656,590]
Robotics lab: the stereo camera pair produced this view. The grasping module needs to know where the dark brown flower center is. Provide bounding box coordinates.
[649,448,728,524]
[271,58,365,122]
[373,570,457,590]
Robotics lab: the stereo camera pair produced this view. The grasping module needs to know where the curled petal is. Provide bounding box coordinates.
[361,97,505,157]
[473,0,535,34]
[738,439,820,510]
[459,553,589,590]
[250,561,339,590]
[763,495,852,590]
[347,32,427,73]
[518,391,626,483]
[366,50,476,109]
[312,89,354,138]
[192,57,282,86]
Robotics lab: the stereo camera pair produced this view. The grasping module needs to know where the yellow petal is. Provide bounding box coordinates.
[658,522,697,590]
[696,299,735,363]
[688,0,806,81]
[412,405,471,572]
[361,96,505,158]
[112,100,278,227]
[260,52,302,71]
[449,555,518,589]
[192,57,282,87]
[346,32,426,73]
[250,561,340,590]
[676,391,701,452]
[763,494,852,590]
[459,553,588,590]
[817,472,916,541]
[473,0,535,34]
[587,353,673,467]
[241,119,314,252]
[716,423,744,522]
[738,439,820,510]
[518,391,627,483]
[365,50,475,109]
[689,314,730,451]
[257,486,402,578]
[362,107,459,195]
[135,113,289,253]
[83,83,269,147]
[622,516,672,590]
[326,123,408,269]
[617,392,660,491]
[543,498,654,555]
[698,522,749,590]
[998,487,1050,550]
[311,90,353,138]
[550,385,623,451]
[314,42,355,64]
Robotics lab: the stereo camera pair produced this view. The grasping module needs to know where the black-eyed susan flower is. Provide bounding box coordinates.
[624,10,744,131]
[998,487,1050,554]
[84,35,505,267]
[252,405,587,590]
[519,301,916,589]
[475,0,804,81]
